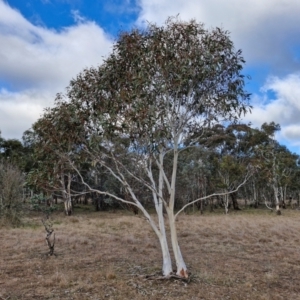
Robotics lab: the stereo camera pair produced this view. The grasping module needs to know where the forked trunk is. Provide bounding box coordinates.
[155,151,173,276]
[142,206,173,276]
[168,210,188,278]
[166,142,188,278]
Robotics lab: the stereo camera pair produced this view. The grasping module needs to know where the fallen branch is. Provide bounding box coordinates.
[41,218,55,256]
[145,272,192,283]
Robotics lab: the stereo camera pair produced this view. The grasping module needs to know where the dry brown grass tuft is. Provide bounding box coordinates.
[105,265,117,280]
[1,210,300,299]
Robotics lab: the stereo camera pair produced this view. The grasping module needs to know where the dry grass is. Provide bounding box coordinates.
[1,209,300,299]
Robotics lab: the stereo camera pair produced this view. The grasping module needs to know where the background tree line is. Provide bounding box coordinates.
[1,120,300,218]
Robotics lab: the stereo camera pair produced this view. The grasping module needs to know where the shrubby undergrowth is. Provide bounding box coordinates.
[0,161,24,226]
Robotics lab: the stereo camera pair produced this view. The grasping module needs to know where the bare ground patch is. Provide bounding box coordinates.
[1,210,300,299]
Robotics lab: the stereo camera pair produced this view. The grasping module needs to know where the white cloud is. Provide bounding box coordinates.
[263,74,300,111]
[244,73,300,148]
[0,1,113,139]
[71,10,87,23]
[0,6,113,90]
[0,88,52,138]
[281,125,300,141]
[137,0,300,72]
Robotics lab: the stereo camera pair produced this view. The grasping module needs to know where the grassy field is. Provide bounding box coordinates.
[1,208,300,299]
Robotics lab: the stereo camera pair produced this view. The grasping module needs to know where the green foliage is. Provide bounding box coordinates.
[0,130,35,174]
[29,193,58,215]
[65,17,250,151]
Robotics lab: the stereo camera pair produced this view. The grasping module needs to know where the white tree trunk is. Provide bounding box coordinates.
[144,195,172,275]
[153,184,173,276]
[252,180,257,206]
[166,138,189,278]
[224,193,229,214]
[167,209,188,278]
[273,185,281,215]
[157,229,173,276]
[64,196,72,215]
[155,152,173,275]
[61,172,72,216]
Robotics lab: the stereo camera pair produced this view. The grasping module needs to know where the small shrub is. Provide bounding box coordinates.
[29,193,58,215]
[0,161,24,226]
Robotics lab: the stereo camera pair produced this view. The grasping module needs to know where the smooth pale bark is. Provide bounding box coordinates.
[252,181,258,208]
[157,228,173,276]
[167,208,188,278]
[271,152,281,215]
[167,139,189,278]
[148,154,173,276]
[157,155,173,276]
[152,187,173,276]
[144,207,172,276]
[224,193,229,214]
[128,183,172,275]
[273,185,281,215]
[148,198,172,276]
[61,172,72,216]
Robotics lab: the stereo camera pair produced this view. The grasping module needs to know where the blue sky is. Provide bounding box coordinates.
[6,0,139,36]
[1,0,300,154]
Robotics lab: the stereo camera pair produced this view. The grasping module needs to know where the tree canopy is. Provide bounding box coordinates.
[32,17,253,278]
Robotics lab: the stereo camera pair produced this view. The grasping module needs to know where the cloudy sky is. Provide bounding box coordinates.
[1,0,300,154]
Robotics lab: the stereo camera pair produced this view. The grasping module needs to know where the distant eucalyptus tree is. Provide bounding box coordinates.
[256,123,298,214]
[28,102,88,215]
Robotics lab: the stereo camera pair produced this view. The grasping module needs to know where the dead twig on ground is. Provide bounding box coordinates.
[145,272,193,283]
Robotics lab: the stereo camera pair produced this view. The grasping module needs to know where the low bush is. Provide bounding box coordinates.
[0,161,24,226]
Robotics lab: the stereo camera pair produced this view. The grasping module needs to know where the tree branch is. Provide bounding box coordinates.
[174,170,253,219]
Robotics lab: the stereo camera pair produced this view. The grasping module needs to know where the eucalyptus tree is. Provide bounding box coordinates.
[216,154,247,213]
[290,161,300,207]
[21,130,37,173]
[199,123,255,210]
[0,138,24,166]
[50,17,251,278]
[247,122,298,214]
[172,146,213,213]
[272,145,299,208]
[28,102,88,215]
[0,130,35,175]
